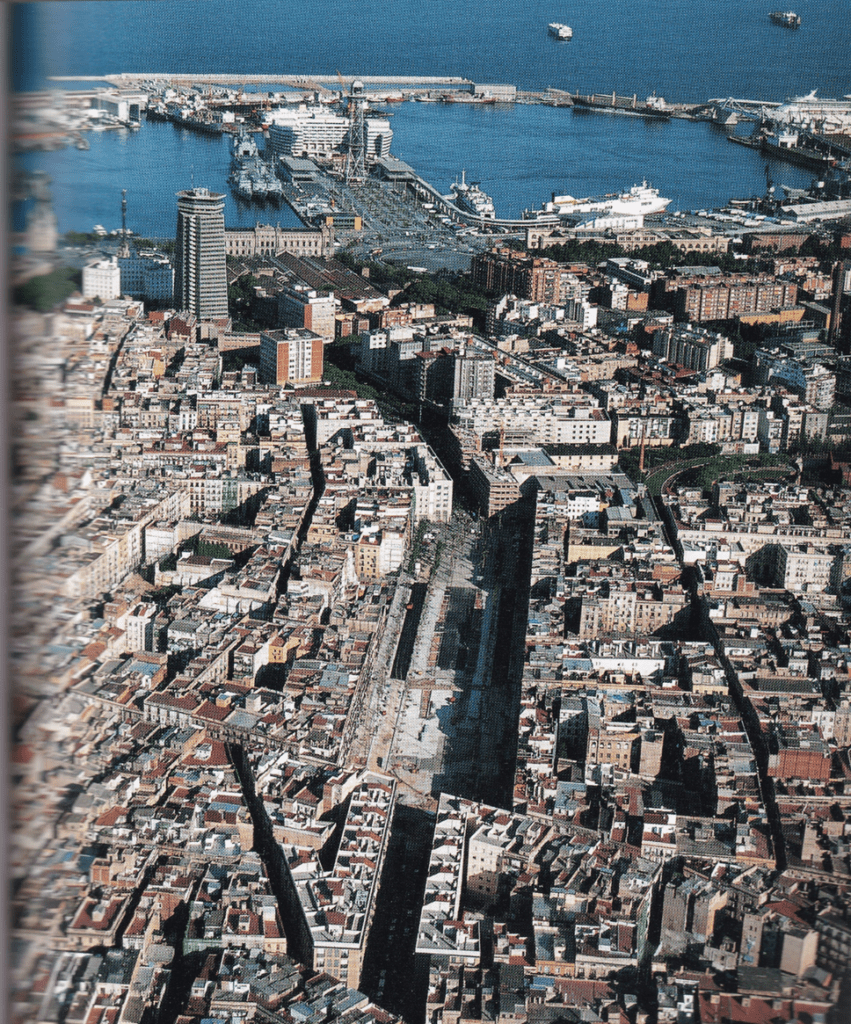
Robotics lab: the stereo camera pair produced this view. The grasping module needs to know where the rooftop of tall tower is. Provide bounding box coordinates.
[176,187,225,201]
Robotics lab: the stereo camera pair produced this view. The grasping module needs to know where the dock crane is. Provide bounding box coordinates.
[336,69,347,103]
[299,77,334,98]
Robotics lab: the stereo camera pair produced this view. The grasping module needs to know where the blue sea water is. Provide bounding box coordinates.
[15,123,303,237]
[388,102,818,220]
[11,0,851,234]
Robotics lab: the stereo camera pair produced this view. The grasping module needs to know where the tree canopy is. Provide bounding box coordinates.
[13,266,82,312]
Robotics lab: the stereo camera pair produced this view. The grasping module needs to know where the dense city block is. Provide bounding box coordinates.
[11,69,851,1024]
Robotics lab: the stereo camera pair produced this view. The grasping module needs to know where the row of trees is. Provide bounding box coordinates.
[536,237,761,274]
[336,252,490,328]
[62,230,175,255]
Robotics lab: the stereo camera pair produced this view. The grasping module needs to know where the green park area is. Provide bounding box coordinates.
[620,444,794,497]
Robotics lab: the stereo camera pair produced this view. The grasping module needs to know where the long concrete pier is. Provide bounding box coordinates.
[50,73,473,86]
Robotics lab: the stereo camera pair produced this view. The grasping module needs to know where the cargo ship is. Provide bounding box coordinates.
[145,101,170,122]
[169,107,232,134]
[548,23,573,40]
[571,91,672,119]
[769,11,801,27]
[727,129,833,170]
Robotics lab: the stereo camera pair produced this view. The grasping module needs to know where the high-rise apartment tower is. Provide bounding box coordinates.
[173,187,228,319]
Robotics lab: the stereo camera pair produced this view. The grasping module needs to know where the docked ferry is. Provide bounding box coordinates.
[449,170,496,219]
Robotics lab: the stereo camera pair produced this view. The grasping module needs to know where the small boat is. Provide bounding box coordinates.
[548,22,573,40]
[769,10,801,27]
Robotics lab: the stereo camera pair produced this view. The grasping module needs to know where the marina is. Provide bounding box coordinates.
[13,6,851,237]
[16,69,851,245]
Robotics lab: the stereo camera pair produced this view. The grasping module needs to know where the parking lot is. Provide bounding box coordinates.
[285,167,523,269]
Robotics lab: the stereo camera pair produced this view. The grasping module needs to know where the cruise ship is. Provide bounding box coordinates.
[449,170,496,219]
[523,180,671,220]
[548,23,573,40]
[769,90,851,133]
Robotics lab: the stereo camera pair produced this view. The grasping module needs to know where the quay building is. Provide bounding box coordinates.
[266,106,393,161]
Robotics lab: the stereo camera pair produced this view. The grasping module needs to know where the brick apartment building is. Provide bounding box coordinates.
[259,328,324,386]
[652,271,798,322]
[471,248,578,305]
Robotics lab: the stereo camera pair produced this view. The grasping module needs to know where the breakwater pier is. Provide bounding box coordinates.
[49,74,704,118]
[55,74,850,131]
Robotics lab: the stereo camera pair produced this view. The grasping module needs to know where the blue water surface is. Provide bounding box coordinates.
[11,0,850,234]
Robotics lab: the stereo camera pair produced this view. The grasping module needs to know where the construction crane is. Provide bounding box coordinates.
[300,77,333,98]
[335,69,347,102]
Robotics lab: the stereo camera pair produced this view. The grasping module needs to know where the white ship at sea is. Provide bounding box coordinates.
[449,170,496,219]
[548,23,573,40]
[524,180,671,220]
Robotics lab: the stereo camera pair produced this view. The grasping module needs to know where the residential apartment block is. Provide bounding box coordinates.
[259,328,325,386]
